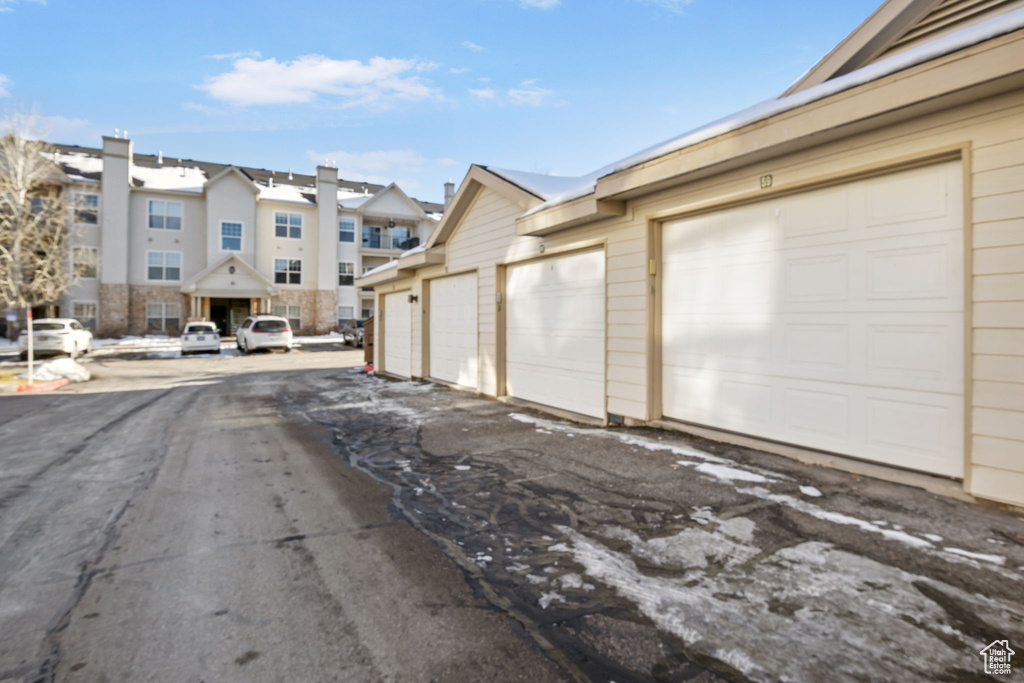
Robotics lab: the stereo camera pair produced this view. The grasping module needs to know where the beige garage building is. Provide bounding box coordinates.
[359,0,1024,508]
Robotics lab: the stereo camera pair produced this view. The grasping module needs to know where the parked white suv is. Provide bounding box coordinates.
[236,315,292,353]
[181,321,221,355]
[18,318,93,360]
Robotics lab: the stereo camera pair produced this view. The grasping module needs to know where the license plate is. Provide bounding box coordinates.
[197,335,205,341]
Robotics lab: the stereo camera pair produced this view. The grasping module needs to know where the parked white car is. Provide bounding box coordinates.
[18,318,93,360]
[236,315,292,353]
[181,321,221,355]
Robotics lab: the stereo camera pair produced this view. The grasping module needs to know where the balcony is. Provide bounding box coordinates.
[361,225,419,253]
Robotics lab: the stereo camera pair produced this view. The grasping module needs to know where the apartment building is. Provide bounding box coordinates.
[50,135,443,337]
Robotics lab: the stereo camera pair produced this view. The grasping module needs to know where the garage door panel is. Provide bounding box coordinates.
[506,250,605,419]
[662,161,963,476]
[429,272,478,389]
[383,292,412,379]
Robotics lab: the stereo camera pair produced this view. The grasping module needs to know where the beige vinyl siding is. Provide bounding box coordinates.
[875,0,1024,61]
[611,87,1023,505]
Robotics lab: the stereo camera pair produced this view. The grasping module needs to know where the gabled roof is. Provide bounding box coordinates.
[204,166,260,195]
[180,253,277,296]
[358,182,429,220]
[783,0,1024,96]
[425,165,543,249]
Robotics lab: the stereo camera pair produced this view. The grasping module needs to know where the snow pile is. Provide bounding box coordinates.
[92,335,178,349]
[258,183,315,204]
[20,358,91,383]
[0,338,16,351]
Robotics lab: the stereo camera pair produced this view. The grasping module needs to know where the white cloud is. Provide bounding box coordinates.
[205,50,262,60]
[477,77,491,83]
[449,67,471,74]
[629,0,694,14]
[197,54,441,108]
[305,148,429,186]
[515,0,560,7]
[461,41,484,52]
[469,88,496,99]
[0,0,46,12]
[0,74,10,98]
[437,158,459,167]
[508,84,552,106]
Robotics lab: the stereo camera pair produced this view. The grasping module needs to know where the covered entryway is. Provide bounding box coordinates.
[660,161,964,476]
[383,291,412,379]
[428,272,478,389]
[505,249,605,419]
[209,298,252,337]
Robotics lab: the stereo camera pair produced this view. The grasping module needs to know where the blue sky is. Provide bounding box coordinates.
[0,0,881,203]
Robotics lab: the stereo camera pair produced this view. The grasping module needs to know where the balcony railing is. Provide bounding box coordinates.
[362,226,419,251]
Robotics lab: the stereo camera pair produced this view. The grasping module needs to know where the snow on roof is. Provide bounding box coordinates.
[486,167,589,201]
[400,244,428,258]
[258,182,315,205]
[522,6,1024,217]
[55,151,103,178]
[131,163,208,193]
[361,260,399,278]
[338,194,373,209]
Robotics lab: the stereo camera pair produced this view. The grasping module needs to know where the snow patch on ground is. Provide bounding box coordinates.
[943,547,1007,566]
[799,486,823,497]
[538,592,565,609]
[696,462,773,483]
[556,524,1024,681]
[19,358,90,382]
[454,465,471,471]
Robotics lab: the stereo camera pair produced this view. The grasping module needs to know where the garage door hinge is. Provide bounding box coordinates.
[649,259,656,276]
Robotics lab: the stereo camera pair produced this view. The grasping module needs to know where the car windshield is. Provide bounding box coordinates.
[33,323,66,331]
[253,320,288,332]
[186,324,216,333]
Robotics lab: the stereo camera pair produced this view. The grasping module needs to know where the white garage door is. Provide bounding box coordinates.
[662,161,964,476]
[383,291,412,379]
[506,250,605,419]
[429,272,478,388]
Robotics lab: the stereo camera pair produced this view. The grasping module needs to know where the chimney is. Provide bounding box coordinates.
[444,178,455,208]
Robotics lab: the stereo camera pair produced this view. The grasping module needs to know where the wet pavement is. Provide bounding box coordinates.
[287,369,1024,682]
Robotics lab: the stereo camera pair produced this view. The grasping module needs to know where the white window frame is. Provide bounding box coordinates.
[339,218,356,243]
[272,304,302,330]
[73,192,100,224]
[72,246,99,280]
[146,250,182,282]
[361,306,373,319]
[339,261,355,287]
[146,302,181,332]
[72,300,99,332]
[147,199,183,231]
[220,220,243,252]
[338,305,355,321]
[275,211,303,239]
[273,258,302,286]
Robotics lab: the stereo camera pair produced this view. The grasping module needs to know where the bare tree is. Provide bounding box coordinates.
[0,114,72,380]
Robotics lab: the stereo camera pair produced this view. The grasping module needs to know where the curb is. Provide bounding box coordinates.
[17,378,71,393]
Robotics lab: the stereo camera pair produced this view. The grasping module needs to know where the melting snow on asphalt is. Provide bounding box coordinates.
[554,518,1024,681]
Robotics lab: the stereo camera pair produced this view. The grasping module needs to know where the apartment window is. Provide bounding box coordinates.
[73,193,99,224]
[273,258,301,285]
[147,251,181,281]
[339,262,355,286]
[146,302,181,332]
[338,305,354,322]
[339,219,355,243]
[272,305,301,331]
[72,301,98,332]
[148,200,182,230]
[275,212,302,239]
[361,307,373,319]
[362,225,382,249]
[72,247,98,279]
[221,221,242,251]
[391,226,412,249]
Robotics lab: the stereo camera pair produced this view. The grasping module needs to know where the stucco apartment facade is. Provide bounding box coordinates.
[51,136,442,337]
[359,0,1024,508]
